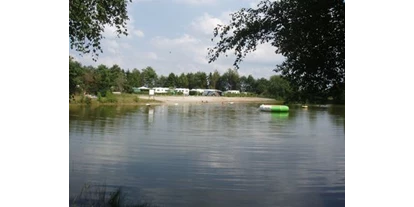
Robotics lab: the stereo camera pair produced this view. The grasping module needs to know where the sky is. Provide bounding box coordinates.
[69,0,284,79]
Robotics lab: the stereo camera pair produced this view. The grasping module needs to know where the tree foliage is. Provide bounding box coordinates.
[209,70,221,89]
[109,65,126,92]
[255,78,270,95]
[194,72,208,89]
[141,67,158,87]
[69,0,132,60]
[156,75,166,87]
[69,57,83,96]
[126,69,141,87]
[96,64,112,94]
[166,73,177,88]
[268,75,292,100]
[208,0,345,103]
[221,68,240,90]
[186,73,196,89]
[177,73,189,88]
[82,66,100,94]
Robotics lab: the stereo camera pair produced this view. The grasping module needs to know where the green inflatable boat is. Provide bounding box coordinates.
[259,104,289,112]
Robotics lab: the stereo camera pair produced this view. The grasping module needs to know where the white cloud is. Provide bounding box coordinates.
[145,52,158,60]
[188,12,285,77]
[190,13,223,36]
[105,40,120,54]
[103,19,144,40]
[173,0,216,5]
[151,34,200,48]
[148,15,284,78]
[149,34,232,75]
[190,11,234,36]
[132,0,153,2]
[134,30,145,37]
[119,43,132,50]
[99,56,125,67]
[248,0,278,8]
[248,0,262,8]
[151,34,205,67]
[127,17,145,39]
[103,25,119,39]
[244,42,285,64]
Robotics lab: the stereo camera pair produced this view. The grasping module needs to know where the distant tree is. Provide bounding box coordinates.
[96,64,112,94]
[157,75,167,87]
[109,64,126,92]
[126,68,141,87]
[166,73,177,88]
[208,0,345,103]
[210,70,221,89]
[208,72,213,89]
[255,78,269,95]
[194,72,208,89]
[268,75,292,100]
[140,67,158,87]
[221,68,240,90]
[176,73,189,88]
[176,73,188,88]
[69,56,84,96]
[186,73,196,89]
[239,76,247,92]
[245,75,256,92]
[82,66,100,95]
[69,0,132,60]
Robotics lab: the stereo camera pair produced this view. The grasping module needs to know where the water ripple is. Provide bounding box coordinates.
[70,104,345,207]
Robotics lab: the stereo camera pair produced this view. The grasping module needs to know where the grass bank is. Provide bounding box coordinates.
[70,93,282,106]
[69,93,163,106]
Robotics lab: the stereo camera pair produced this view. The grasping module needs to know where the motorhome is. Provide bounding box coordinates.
[153,87,170,94]
[202,89,222,96]
[175,88,189,96]
[223,90,240,95]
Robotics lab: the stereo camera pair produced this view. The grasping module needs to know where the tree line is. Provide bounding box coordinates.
[70,56,293,101]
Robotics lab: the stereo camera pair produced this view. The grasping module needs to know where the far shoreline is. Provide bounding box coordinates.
[69,94,282,106]
[138,95,280,105]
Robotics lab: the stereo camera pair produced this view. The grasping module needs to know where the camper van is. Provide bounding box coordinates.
[153,87,170,94]
[223,90,240,95]
[175,88,189,96]
[202,89,222,96]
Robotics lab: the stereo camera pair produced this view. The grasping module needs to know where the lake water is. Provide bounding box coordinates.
[69,103,345,207]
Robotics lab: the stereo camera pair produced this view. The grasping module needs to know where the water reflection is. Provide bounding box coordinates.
[148,107,154,123]
[70,104,345,207]
[271,112,289,120]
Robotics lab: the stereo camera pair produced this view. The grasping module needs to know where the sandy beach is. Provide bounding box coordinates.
[138,95,279,105]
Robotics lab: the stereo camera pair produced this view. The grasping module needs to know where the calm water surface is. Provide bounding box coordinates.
[69,103,345,207]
